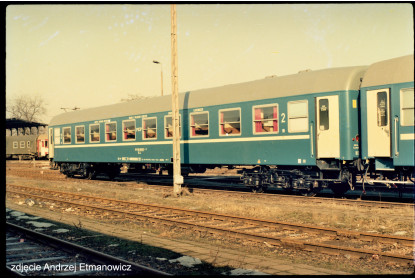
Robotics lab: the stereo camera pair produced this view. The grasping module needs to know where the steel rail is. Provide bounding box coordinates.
[7,184,414,247]
[7,166,414,207]
[6,222,171,277]
[6,185,414,265]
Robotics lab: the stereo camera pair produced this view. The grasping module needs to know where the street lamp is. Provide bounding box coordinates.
[153,60,164,96]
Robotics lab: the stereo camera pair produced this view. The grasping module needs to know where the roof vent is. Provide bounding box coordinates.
[265,75,277,79]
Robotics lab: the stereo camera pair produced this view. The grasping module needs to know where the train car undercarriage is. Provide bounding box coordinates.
[55,159,413,196]
[240,159,414,196]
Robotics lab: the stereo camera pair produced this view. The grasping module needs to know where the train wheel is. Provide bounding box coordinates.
[300,188,319,197]
[87,169,97,180]
[250,186,266,193]
[299,185,321,197]
[330,183,350,197]
[107,170,119,180]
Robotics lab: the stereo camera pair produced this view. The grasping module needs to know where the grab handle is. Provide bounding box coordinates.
[394,116,399,157]
[310,122,314,157]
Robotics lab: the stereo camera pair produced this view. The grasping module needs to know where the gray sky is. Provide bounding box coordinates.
[6,4,414,123]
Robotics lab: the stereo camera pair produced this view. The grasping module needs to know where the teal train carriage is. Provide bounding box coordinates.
[48,55,414,195]
[49,65,367,195]
[360,55,414,187]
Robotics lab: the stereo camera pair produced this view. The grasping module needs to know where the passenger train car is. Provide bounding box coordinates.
[360,55,414,187]
[6,134,49,159]
[48,55,414,195]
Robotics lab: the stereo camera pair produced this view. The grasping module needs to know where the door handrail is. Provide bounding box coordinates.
[394,116,399,157]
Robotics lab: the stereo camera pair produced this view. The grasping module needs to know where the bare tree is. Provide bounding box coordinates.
[6,95,47,122]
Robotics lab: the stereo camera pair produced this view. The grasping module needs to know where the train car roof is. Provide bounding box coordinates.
[50,65,367,126]
[6,134,38,140]
[361,54,414,88]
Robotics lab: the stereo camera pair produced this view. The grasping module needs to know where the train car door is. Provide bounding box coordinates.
[316,96,340,158]
[366,89,391,157]
[37,139,48,157]
[48,128,54,159]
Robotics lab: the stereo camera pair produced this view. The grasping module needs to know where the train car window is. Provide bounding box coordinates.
[190,112,209,137]
[288,100,309,133]
[20,141,25,148]
[401,88,414,126]
[377,91,388,127]
[143,117,157,139]
[123,120,136,141]
[75,126,85,144]
[63,127,71,144]
[45,141,48,148]
[164,115,182,138]
[105,122,117,142]
[220,109,241,136]
[319,99,329,130]
[54,128,60,145]
[27,141,31,148]
[13,142,18,149]
[253,105,278,134]
[49,128,53,145]
[90,124,100,143]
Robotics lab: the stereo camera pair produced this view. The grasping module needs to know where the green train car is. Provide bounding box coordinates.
[49,55,414,195]
[6,134,49,159]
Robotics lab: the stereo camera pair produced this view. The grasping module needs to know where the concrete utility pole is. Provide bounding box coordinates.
[171,4,183,196]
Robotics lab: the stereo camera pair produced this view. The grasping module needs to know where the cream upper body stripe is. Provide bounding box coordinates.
[55,134,310,148]
[400,133,415,140]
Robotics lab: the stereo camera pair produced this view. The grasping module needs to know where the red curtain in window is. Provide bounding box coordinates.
[143,121,147,138]
[255,108,262,133]
[106,124,110,141]
[220,112,225,135]
[273,106,278,132]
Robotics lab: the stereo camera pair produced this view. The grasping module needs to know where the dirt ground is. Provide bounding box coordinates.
[5,161,415,275]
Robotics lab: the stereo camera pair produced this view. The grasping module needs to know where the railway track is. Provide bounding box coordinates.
[7,164,414,208]
[7,184,414,266]
[6,222,170,277]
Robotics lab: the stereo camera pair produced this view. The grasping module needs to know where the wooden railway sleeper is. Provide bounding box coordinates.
[7,186,414,263]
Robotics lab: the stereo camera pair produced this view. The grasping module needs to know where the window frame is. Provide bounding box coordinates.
[89,124,100,143]
[376,91,388,127]
[164,114,182,139]
[252,104,279,135]
[190,111,209,138]
[105,122,117,142]
[75,125,85,144]
[20,141,25,148]
[27,141,31,148]
[54,128,61,145]
[400,87,414,127]
[219,108,242,136]
[13,141,18,149]
[142,117,158,140]
[318,99,330,131]
[122,119,136,141]
[49,128,53,145]
[287,100,309,133]
[63,127,72,144]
